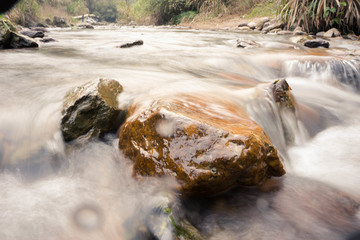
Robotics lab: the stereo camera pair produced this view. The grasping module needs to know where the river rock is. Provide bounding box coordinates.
[53,16,69,28]
[262,21,283,33]
[276,30,293,35]
[238,23,248,27]
[118,40,143,48]
[293,26,305,35]
[118,92,285,197]
[255,17,270,31]
[316,31,325,38]
[40,37,56,43]
[324,28,341,38]
[76,23,94,29]
[45,18,52,26]
[236,38,261,48]
[236,26,251,31]
[20,30,44,38]
[290,35,314,45]
[61,78,126,142]
[304,40,330,48]
[268,28,282,34]
[247,22,257,30]
[0,20,38,49]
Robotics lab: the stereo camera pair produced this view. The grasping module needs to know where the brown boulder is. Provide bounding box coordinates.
[119,93,285,197]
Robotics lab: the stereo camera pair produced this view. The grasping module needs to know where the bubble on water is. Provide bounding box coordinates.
[73,203,103,231]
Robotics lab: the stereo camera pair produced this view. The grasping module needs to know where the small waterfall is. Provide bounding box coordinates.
[233,79,308,162]
[283,59,360,91]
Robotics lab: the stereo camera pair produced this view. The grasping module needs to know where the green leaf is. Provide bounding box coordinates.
[339,1,347,7]
[331,18,340,25]
[330,7,336,13]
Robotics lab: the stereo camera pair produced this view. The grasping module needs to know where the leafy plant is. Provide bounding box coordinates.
[278,0,360,34]
[169,10,197,24]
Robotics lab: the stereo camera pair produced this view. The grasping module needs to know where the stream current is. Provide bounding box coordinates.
[1,27,360,239]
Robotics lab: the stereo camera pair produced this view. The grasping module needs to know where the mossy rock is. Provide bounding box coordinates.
[61,78,125,142]
[0,19,38,49]
[119,93,285,197]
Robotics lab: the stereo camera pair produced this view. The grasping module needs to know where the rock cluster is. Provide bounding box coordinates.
[0,19,38,49]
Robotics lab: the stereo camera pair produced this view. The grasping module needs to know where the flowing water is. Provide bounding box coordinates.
[1,26,360,240]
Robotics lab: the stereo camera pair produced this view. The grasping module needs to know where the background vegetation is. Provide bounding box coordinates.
[5,0,360,34]
[6,0,276,26]
[278,0,360,34]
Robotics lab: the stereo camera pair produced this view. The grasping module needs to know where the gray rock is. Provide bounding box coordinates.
[118,40,143,48]
[236,38,261,48]
[324,28,341,38]
[247,21,257,30]
[277,30,293,35]
[269,28,282,34]
[255,17,270,31]
[0,20,38,49]
[262,21,284,33]
[20,30,44,38]
[290,35,314,45]
[76,23,94,29]
[61,78,126,142]
[304,40,330,48]
[40,37,56,43]
[236,26,251,31]
[345,34,359,41]
[53,16,69,28]
[45,18,52,26]
[316,31,326,38]
[293,26,305,35]
[238,23,248,27]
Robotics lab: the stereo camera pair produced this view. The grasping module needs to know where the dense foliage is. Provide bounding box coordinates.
[7,0,277,25]
[278,0,360,34]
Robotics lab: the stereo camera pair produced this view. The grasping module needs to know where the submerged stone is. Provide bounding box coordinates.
[118,40,144,48]
[61,78,125,142]
[236,38,261,48]
[119,93,285,197]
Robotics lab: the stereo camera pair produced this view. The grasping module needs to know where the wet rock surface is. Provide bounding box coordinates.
[118,40,144,48]
[61,78,125,142]
[304,40,330,48]
[324,28,341,38]
[0,20,38,49]
[119,93,285,197]
[40,37,56,43]
[20,30,45,38]
[236,38,261,48]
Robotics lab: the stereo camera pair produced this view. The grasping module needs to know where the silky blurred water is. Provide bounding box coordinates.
[0,26,360,239]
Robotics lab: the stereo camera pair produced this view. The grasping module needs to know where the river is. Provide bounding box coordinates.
[0,26,360,240]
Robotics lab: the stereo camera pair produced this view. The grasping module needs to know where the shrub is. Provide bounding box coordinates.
[278,0,360,34]
[169,10,197,24]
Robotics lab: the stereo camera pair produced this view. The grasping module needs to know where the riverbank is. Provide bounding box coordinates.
[179,15,268,30]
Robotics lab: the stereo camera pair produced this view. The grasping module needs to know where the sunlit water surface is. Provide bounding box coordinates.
[1,27,360,239]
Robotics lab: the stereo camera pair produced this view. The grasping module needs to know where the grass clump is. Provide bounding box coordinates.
[278,0,360,34]
[169,10,197,24]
